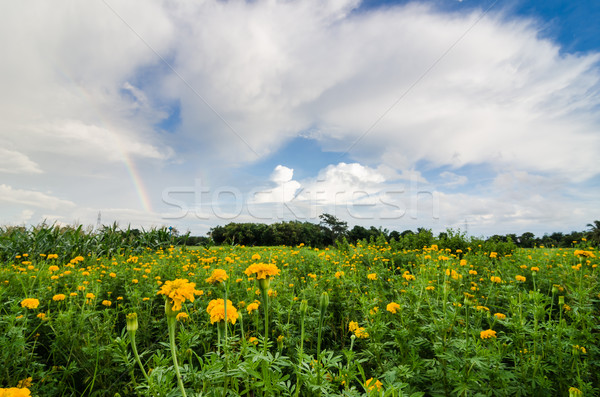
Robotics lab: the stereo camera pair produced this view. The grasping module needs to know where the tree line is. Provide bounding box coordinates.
[183,215,600,251]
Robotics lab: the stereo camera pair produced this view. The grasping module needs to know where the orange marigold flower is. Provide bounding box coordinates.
[52,294,66,302]
[490,276,502,283]
[367,273,377,281]
[494,313,506,320]
[515,275,526,282]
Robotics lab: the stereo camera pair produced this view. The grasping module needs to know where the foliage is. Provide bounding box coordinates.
[1,232,599,396]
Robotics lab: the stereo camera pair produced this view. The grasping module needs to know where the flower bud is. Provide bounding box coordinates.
[300,300,308,316]
[558,296,565,305]
[258,277,270,293]
[320,292,329,313]
[126,313,138,332]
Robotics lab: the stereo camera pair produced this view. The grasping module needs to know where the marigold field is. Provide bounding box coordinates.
[1,240,599,396]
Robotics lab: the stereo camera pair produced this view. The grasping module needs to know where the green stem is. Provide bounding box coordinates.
[128,331,150,383]
[168,315,187,397]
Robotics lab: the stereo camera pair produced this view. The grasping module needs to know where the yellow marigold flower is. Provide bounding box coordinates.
[109,272,116,278]
[515,275,526,282]
[530,266,540,272]
[47,254,58,260]
[334,271,344,279]
[48,265,60,273]
[20,298,40,309]
[248,336,259,345]
[69,292,78,297]
[206,299,239,324]
[469,270,477,275]
[365,378,383,392]
[251,253,261,261]
[367,273,377,281]
[244,263,280,280]
[0,387,32,396]
[489,252,498,258]
[494,313,506,320]
[17,377,32,388]
[480,329,497,339]
[354,327,369,339]
[574,250,595,258]
[247,302,260,314]
[176,312,189,322]
[52,294,66,301]
[206,269,228,284]
[157,278,202,312]
[349,321,359,333]
[490,276,502,283]
[402,272,415,281]
[386,302,400,314]
[37,312,47,320]
[102,300,112,307]
[426,285,435,291]
[86,293,95,299]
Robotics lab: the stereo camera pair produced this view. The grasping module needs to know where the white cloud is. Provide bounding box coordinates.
[0,1,598,236]
[253,165,301,204]
[440,171,468,187]
[0,148,43,174]
[0,184,75,210]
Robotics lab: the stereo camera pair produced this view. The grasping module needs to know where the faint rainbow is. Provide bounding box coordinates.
[54,65,153,212]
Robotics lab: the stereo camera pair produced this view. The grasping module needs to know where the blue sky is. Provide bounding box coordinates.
[1,0,599,238]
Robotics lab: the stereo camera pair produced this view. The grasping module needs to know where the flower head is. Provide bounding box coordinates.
[157,278,202,312]
[244,263,280,280]
[206,299,239,324]
[176,312,189,322]
[20,298,39,309]
[367,273,377,281]
[365,378,383,392]
[205,269,228,284]
[386,302,400,314]
[480,329,497,339]
[0,387,32,397]
[246,302,260,314]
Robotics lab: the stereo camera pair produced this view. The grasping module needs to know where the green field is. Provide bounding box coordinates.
[1,236,598,396]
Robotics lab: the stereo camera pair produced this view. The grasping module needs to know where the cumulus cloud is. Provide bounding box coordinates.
[1,1,598,235]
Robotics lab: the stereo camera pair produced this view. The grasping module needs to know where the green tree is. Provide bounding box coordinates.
[319,213,348,244]
[586,220,600,246]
